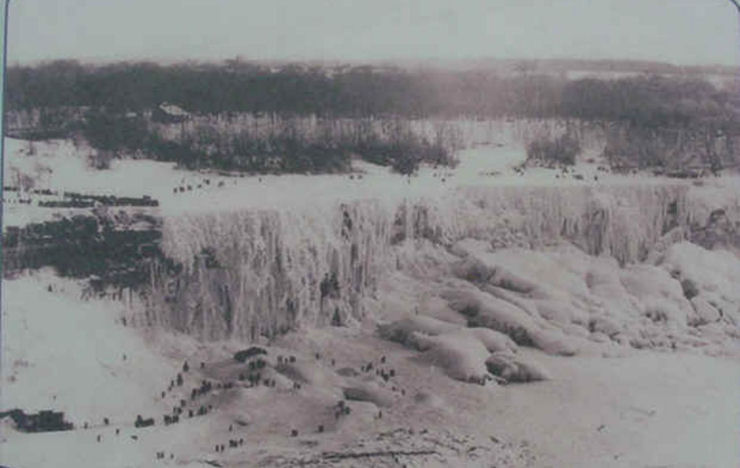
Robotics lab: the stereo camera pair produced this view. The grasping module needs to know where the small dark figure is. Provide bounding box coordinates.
[289,356,296,363]
[380,356,386,364]
[161,391,166,398]
[188,410,193,418]
[116,428,120,435]
[84,422,88,429]
[318,425,324,433]
[97,434,101,442]
[131,435,138,441]
[183,361,189,373]
[291,429,298,437]
[229,424,233,432]
[315,353,320,360]
[378,410,382,419]
[177,374,183,386]
[331,359,335,366]
[103,417,109,425]
[200,362,205,369]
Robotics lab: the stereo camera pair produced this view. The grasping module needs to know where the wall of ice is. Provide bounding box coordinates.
[146,182,692,341]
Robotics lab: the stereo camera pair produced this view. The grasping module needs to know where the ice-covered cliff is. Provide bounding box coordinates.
[147,181,695,341]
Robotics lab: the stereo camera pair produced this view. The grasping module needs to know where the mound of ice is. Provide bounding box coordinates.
[417,295,468,325]
[656,242,740,326]
[342,381,395,408]
[377,315,459,347]
[447,327,518,354]
[485,351,552,383]
[274,360,344,390]
[413,332,490,383]
[428,239,739,356]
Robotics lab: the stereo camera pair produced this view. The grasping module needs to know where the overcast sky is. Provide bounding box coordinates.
[6,0,740,66]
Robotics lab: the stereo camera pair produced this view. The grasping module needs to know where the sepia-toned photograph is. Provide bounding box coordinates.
[1,1,739,466]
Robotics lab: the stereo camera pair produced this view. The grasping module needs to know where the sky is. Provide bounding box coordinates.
[5,0,740,67]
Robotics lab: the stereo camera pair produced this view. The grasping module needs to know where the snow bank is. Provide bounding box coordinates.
[0,273,180,425]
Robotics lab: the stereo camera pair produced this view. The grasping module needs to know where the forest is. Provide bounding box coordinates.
[5,60,740,173]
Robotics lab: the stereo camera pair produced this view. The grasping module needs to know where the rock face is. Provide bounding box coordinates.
[143,183,710,342]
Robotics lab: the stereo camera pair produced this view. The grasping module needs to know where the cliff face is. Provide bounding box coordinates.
[147,182,691,340]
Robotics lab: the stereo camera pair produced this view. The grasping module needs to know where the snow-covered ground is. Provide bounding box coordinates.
[1,269,738,468]
[2,136,740,467]
[4,136,721,223]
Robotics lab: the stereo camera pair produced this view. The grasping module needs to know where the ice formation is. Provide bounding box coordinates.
[148,181,699,344]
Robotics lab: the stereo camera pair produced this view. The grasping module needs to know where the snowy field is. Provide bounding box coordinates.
[4,136,719,222]
[2,136,740,467]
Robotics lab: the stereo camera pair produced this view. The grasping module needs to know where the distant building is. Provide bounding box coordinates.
[152,103,190,124]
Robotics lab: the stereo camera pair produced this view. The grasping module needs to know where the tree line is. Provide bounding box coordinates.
[5,60,740,171]
[7,60,738,123]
